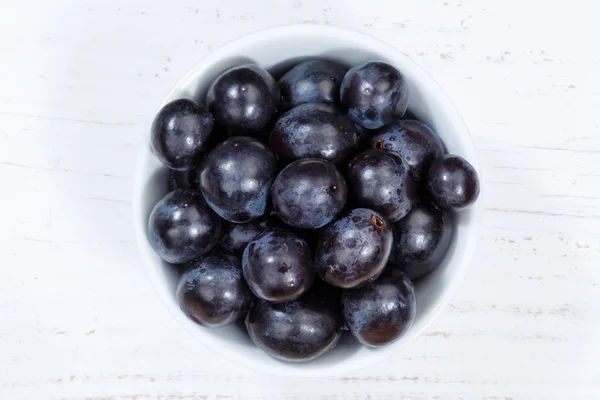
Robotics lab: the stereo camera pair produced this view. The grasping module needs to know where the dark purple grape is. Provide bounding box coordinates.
[151,98,214,170]
[347,148,417,222]
[270,103,358,166]
[279,59,348,110]
[314,208,392,289]
[271,158,347,229]
[427,154,480,211]
[371,120,445,182]
[342,268,416,347]
[147,189,221,264]
[206,64,279,132]
[199,136,278,223]
[177,252,253,327]
[168,169,200,191]
[340,61,409,130]
[219,218,272,256]
[245,287,343,362]
[242,228,314,303]
[390,203,452,280]
[267,212,321,253]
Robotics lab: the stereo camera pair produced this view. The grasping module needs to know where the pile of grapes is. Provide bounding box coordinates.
[147,59,480,362]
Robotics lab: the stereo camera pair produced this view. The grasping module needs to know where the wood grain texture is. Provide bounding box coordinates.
[1,0,599,399]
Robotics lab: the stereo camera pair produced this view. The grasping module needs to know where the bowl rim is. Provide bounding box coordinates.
[132,23,483,377]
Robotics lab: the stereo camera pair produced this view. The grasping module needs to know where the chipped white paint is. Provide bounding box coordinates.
[0,0,599,399]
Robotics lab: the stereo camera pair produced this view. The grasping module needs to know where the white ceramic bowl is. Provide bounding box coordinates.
[133,24,482,377]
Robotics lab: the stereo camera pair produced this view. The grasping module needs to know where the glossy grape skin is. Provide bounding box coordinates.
[176,252,253,328]
[206,64,279,132]
[219,218,272,256]
[242,228,314,303]
[314,208,393,289]
[340,61,409,130]
[427,154,480,211]
[279,59,347,110]
[271,158,347,229]
[147,189,221,264]
[151,98,214,170]
[270,103,359,166]
[342,268,416,347]
[371,120,445,182]
[347,149,417,222]
[390,203,452,280]
[199,136,278,223]
[245,287,344,362]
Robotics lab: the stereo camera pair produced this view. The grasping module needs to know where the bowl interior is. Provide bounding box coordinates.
[133,25,481,377]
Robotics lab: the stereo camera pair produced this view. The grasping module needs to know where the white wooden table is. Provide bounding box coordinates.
[1,1,599,399]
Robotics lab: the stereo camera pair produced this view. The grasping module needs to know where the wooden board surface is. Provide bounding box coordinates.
[1,0,599,399]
